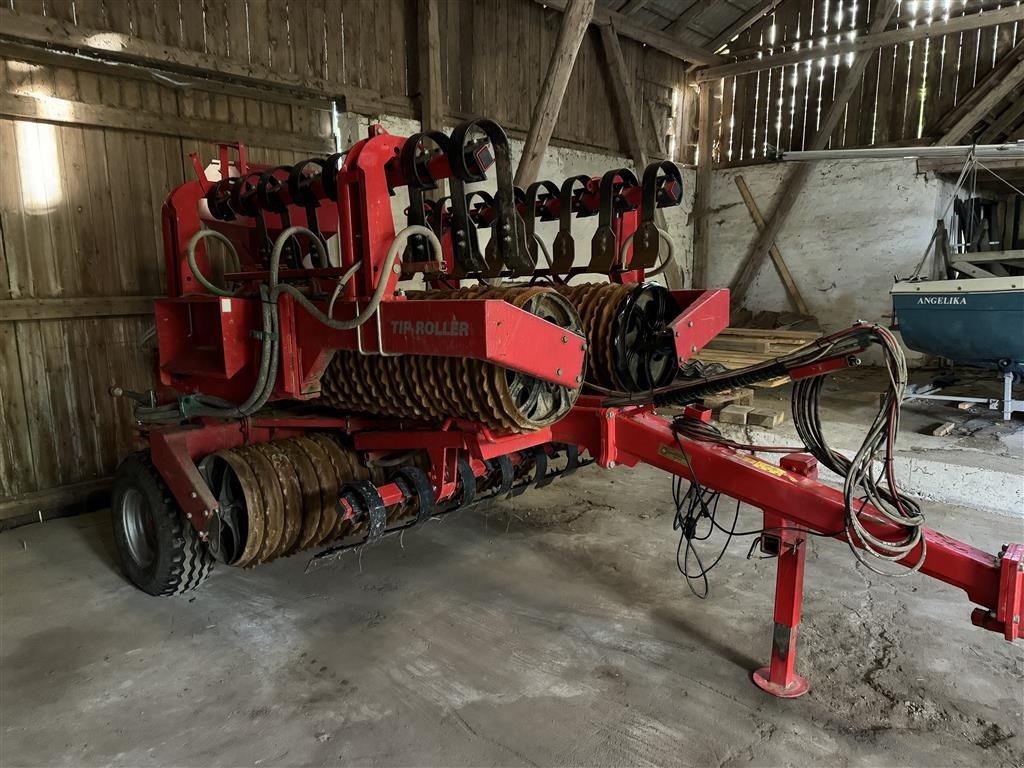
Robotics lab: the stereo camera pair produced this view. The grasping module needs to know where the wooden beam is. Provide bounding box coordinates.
[0,297,158,322]
[978,95,1024,143]
[598,24,682,288]
[919,156,1024,175]
[937,58,1024,145]
[933,39,1024,135]
[692,84,714,289]
[598,25,647,167]
[532,0,722,65]
[695,5,1024,81]
[733,175,810,316]
[718,0,1012,61]
[0,92,333,154]
[704,0,785,54]
[417,0,444,132]
[0,477,111,522]
[0,7,412,117]
[516,0,596,187]
[665,1,716,36]
[727,1,898,310]
[0,40,335,111]
[619,0,652,16]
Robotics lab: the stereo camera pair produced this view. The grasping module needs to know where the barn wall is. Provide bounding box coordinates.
[0,0,689,158]
[0,53,332,514]
[0,0,689,515]
[705,159,941,347]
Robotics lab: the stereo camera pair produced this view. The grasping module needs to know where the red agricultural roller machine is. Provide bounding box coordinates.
[110,118,1023,698]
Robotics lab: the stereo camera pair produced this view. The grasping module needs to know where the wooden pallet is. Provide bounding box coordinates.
[693,328,820,388]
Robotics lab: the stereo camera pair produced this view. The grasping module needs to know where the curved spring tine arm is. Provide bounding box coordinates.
[551,175,592,274]
[449,118,531,275]
[631,161,684,270]
[400,131,453,267]
[589,168,639,272]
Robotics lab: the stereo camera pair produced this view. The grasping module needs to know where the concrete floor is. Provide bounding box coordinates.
[3,462,1023,767]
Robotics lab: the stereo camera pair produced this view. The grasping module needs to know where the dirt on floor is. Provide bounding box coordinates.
[2,463,1023,767]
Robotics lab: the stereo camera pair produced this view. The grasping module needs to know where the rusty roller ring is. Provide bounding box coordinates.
[276,439,324,552]
[293,436,339,546]
[235,445,286,564]
[256,441,304,556]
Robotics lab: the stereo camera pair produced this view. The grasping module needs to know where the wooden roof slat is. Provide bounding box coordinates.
[535,0,722,64]
[695,5,1024,81]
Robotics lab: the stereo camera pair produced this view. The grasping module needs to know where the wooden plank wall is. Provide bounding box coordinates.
[712,0,1024,163]
[0,0,687,516]
[0,53,333,515]
[2,0,687,158]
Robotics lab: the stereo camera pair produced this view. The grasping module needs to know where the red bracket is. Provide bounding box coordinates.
[973,543,1024,641]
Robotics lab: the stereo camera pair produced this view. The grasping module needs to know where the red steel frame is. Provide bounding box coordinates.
[142,126,1023,698]
[146,397,1024,699]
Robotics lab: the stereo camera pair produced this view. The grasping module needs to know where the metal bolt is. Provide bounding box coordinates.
[556,368,563,376]
[576,375,583,383]
[203,509,211,518]
[186,512,192,520]
[503,235,512,244]
[691,345,697,352]
[1014,615,1021,624]
[606,411,614,419]
[190,491,198,499]
[393,263,401,274]
[687,320,694,328]
[607,461,616,469]
[561,335,568,343]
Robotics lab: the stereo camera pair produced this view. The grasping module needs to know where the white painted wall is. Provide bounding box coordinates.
[705,159,943,333]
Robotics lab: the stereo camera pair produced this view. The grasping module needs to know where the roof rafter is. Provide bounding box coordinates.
[534,0,722,65]
[695,5,1024,81]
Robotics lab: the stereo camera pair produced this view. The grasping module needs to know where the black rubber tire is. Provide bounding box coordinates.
[111,451,213,596]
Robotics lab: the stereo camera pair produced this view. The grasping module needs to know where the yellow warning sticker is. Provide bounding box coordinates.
[740,455,789,478]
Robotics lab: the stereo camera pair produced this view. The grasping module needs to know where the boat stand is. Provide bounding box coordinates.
[904,370,1023,421]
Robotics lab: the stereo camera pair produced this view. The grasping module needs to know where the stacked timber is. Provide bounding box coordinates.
[693,328,821,388]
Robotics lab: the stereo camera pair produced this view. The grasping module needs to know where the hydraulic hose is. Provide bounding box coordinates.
[619,226,675,278]
[186,228,242,297]
[270,225,442,330]
[137,225,442,424]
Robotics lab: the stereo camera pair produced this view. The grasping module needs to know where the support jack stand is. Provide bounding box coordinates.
[751,454,818,699]
[752,512,810,698]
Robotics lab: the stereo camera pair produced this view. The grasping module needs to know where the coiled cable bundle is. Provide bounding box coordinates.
[657,323,925,581]
[791,324,925,575]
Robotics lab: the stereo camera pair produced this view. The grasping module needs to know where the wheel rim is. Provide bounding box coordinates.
[613,284,679,390]
[199,452,254,566]
[120,487,158,569]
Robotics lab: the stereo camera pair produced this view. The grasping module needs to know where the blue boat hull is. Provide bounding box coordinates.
[892,287,1024,374]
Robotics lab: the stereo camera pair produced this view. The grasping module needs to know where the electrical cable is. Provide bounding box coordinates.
[668,430,845,598]
[662,323,925,593]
